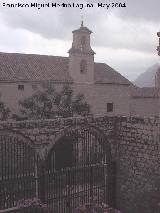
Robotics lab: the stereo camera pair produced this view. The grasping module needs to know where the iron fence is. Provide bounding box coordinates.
[0,127,115,213]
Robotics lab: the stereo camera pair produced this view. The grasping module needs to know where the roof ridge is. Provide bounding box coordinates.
[0,52,68,59]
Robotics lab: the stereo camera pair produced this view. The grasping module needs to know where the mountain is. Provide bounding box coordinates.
[134,64,159,87]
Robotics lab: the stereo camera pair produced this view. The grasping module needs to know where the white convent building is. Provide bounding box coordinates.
[0,22,159,118]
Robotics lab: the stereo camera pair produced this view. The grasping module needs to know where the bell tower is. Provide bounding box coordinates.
[68,21,95,84]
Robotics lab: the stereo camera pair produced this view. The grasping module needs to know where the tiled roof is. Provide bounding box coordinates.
[0,52,71,82]
[131,87,160,98]
[72,26,92,34]
[94,63,130,85]
[0,52,131,85]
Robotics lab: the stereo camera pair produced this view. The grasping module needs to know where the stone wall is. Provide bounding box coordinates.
[0,116,117,161]
[0,116,159,213]
[115,117,160,213]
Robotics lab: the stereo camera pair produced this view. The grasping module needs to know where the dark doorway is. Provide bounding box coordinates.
[54,136,73,170]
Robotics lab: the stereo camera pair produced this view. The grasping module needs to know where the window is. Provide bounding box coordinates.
[107,103,113,112]
[80,60,87,74]
[32,83,38,90]
[81,36,86,46]
[18,85,24,91]
[80,36,86,51]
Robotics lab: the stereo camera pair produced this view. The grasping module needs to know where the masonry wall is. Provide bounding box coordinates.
[0,116,159,213]
[0,116,116,154]
[114,117,160,213]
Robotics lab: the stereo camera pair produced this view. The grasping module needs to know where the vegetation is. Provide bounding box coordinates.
[18,84,91,120]
[0,97,10,121]
[74,201,122,213]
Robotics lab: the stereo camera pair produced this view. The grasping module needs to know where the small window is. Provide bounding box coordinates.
[80,36,86,51]
[18,85,24,91]
[32,84,38,90]
[81,36,86,46]
[80,60,87,74]
[107,103,113,112]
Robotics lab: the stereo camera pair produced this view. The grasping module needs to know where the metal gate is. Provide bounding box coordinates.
[0,126,114,213]
[0,129,41,211]
[43,125,113,213]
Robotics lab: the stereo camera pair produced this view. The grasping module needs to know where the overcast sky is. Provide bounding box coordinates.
[0,0,160,81]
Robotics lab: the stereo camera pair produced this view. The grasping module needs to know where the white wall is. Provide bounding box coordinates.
[130,97,159,117]
[73,83,131,117]
[0,82,131,117]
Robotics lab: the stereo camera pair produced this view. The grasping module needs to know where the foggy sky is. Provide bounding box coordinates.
[0,0,160,81]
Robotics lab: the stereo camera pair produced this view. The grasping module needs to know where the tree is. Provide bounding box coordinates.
[18,84,91,120]
[0,97,10,121]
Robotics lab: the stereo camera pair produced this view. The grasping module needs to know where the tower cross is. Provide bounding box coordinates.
[81,15,84,27]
